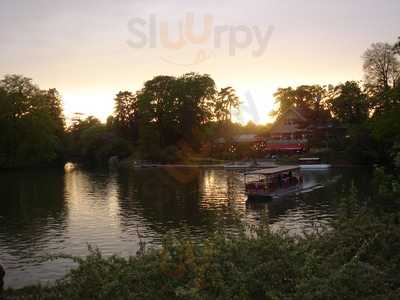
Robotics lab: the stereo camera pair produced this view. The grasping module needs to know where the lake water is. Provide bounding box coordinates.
[0,166,371,288]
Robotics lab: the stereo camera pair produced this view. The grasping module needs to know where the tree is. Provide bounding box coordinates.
[327,81,369,124]
[136,91,163,160]
[363,43,400,93]
[215,87,240,122]
[363,41,400,114]
[0,74,40,96]
[0,75,65,168]
[371,105,400,143]
[136,75,179,154]
[42,88,66,138]
[174,73,217,146]
[66,115,132,163]
[136,73,217,157]
[272,87,296,117]
[69,114,101,133]
[114,92,137,125]
[272,85,331,127]
[394,36,400,55]
[114,91,139,141]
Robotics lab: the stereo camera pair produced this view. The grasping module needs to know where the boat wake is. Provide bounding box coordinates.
[298,184,325,194]
[269,184,325,200]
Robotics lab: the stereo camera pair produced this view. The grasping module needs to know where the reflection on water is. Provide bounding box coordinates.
[0,166,371,288]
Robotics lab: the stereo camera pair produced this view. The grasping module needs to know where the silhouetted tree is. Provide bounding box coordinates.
[134,73,217,159]
[215,87,240,122]
[327,81,369,124]
[175,73,217,146]
[114,91,139,141]
[273,85,331,124]
[363,43,400,93]
[66,115,132,163]
[0,75,65,168]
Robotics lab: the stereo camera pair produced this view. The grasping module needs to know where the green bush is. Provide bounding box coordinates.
[6,212,400,300]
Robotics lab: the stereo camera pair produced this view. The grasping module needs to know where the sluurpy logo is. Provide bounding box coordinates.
[127,13,274,66]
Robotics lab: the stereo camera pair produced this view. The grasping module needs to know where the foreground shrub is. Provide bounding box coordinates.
[5,210,400,300]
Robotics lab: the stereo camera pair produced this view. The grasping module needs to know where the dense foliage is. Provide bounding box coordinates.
[0,75,65,168]
[66,115,132,165]
[113,73,241,162]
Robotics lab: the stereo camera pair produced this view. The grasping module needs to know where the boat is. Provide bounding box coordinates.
[298,157,331,170]
[244,165,303,200]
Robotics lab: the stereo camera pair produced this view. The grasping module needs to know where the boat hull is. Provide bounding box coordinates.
[246,193,273,201]
[246,184,303,200]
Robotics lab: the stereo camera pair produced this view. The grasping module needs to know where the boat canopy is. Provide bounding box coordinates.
[245,165,300,176]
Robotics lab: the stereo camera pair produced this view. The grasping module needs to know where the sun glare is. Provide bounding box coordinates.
[62,91,116,123]
[233,87,277,125]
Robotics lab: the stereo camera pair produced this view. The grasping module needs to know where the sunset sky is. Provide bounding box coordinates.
[1,0,399,124]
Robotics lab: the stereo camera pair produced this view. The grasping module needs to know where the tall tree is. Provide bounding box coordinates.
[137,75,179,151]
[114,91,139,141]
[133,73,218,159]
[363,43,400,92]
[114,91,137,125]
[42,88,66,137]
[174,73,217,146]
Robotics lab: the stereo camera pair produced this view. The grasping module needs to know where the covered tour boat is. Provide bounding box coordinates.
[244,166,303,199]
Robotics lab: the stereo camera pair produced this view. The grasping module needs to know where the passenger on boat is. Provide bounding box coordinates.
[277,174,283,188]
[288,171,298,185]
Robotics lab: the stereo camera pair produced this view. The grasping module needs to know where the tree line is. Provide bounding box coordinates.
[0,37,399,168]
[271,38,400,165]
[0,72,241,168]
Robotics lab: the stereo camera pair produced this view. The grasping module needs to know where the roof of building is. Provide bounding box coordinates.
[276,106,308,122]
[268,107,309,134]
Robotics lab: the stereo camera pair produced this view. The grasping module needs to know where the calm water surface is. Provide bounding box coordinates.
[0,166,371,288]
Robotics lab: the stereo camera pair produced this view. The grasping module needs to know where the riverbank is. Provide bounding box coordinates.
[114,148,359,170]
[124,161,278,170]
